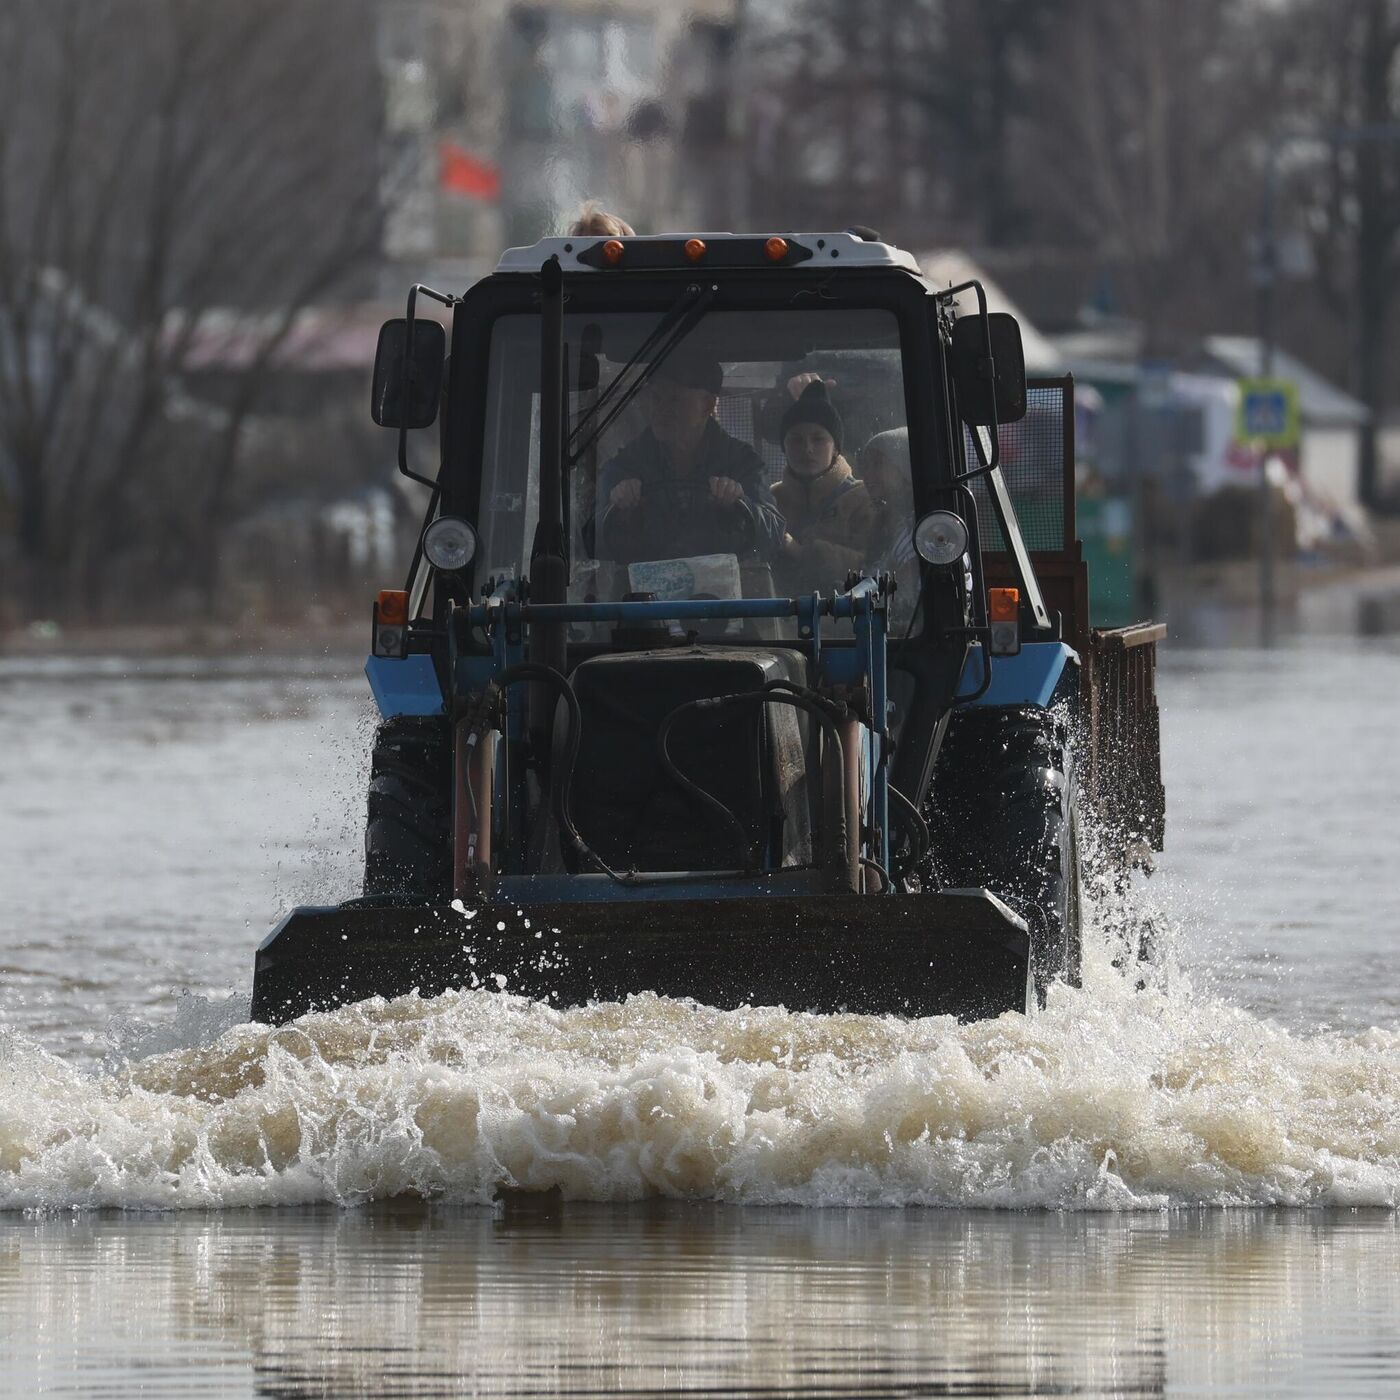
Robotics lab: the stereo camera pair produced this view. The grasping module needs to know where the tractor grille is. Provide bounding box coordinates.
[567,649,810,873]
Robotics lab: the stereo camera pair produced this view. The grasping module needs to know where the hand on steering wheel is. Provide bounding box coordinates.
[637,477,736,513]
[609,478,643,511]
[708,476,744,507]
[607,476,753,559]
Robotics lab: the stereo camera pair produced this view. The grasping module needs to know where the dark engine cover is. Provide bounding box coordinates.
[567,648,810,873]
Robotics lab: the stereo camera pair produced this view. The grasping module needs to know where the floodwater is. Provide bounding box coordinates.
[1,627,1399,1397]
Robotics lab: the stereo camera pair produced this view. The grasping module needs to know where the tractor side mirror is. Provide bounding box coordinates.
[949,312,1027,427]
[371,318,445,429]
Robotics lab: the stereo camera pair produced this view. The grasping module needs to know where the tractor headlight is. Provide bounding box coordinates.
[913,511,969,567]
[422,515,478,573]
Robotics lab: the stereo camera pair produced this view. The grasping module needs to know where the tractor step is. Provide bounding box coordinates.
[250,891,1031,1026]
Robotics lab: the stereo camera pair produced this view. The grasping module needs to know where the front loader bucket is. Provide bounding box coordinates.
[251,892,1031,1026]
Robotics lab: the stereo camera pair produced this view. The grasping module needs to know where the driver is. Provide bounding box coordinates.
[585,351,784,564]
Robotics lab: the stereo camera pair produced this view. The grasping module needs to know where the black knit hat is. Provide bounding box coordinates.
[780,380,843,452]
[655,349,723,395]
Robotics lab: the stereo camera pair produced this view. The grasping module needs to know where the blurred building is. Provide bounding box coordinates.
[375,0,742,293]
[1050,323,1371,563]
[1203,337,1370,537]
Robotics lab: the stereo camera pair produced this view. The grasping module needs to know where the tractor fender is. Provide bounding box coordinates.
[955,641,1078,709]
[365,653,444,719]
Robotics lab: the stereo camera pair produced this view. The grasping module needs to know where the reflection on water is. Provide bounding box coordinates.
[4,1204,1398,1398]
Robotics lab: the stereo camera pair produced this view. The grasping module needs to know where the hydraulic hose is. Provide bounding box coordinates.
[484,662,634,885]
[657,681,856,880]
[484,667,872,886]
[951,644,995,707]
[655,702,759,869]
[766,680,929,888]
[951,485,994,707]
[860,855,894,893]
[886,781,931,883]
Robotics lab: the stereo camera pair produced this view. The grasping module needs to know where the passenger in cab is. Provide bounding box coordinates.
[567,202,634,238]
[773,379,877,590]
[859,427,916,568]
[586,351,784,564]
[860,428,927,620]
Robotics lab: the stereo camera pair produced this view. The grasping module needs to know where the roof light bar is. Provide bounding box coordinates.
[572,235,815,271]
[498,232,918,274]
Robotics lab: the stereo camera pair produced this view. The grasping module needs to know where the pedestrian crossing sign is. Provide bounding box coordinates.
[1236,377,1300,449]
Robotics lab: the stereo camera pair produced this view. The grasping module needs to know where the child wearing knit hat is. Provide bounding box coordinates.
[771,379,878,591]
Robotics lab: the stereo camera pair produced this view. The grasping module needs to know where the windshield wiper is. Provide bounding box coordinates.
[566,281,715,468]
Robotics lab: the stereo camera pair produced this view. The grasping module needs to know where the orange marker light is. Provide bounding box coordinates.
[683,237,707,262]
[764,236,789,262]
[377,589,409,625]
[602,238,625,265]
[988,587,1020,623]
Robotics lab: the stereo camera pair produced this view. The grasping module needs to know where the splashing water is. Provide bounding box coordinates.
[3,651,1398,1219]
[3,934,1397,1213]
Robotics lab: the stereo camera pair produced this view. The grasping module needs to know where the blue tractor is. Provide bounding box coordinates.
[251,232,1165,1026]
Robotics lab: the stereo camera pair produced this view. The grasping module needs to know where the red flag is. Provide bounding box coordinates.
[439,142,500,201]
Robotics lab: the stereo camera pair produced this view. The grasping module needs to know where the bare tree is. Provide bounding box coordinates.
[746,0,945,241]
[1012,0,1269,343]
[0,0,383,619]
[743,0,1066,249]
[1276,0,1400,509]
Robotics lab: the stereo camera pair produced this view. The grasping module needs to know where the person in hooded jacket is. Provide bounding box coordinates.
[772,379,877,591]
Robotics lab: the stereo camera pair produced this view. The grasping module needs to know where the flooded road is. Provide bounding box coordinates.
[7,1204,1397,1398]
[2,633,1398,1396]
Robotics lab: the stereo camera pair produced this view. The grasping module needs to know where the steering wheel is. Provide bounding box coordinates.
[605,477,754,563]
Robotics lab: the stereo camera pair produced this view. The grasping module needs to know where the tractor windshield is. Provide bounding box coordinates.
[477,307,916,635]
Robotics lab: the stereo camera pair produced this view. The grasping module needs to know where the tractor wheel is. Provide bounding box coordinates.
[363,714,453,900]
[923,705,1082,1002]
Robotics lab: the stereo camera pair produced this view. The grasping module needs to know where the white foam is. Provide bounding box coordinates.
[3,958,1397,1212]
[104,989,253,1070]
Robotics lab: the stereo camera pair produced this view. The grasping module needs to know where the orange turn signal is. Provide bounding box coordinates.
[377,589,409,625]
[602,238,625,266]
[764,236,789,262]
[683,237,707,262]
[988,587,1020,623]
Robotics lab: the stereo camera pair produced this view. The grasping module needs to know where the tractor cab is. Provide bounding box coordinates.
[474,270,918,624]
[376,231,1041,784]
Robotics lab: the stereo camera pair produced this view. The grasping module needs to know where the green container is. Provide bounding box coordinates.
[1079,495,1136,628]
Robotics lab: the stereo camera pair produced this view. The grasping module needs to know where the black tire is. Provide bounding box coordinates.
[923,705,1082,1002]
[363,714,453,900]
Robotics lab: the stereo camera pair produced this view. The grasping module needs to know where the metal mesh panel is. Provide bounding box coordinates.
[717,391,787,486]
[715,391,755,449]
[964,382,1069,552]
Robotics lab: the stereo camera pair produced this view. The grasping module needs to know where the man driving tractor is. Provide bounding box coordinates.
[584,350,784,564]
